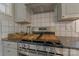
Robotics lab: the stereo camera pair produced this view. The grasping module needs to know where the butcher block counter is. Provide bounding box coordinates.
[2,36,79,49]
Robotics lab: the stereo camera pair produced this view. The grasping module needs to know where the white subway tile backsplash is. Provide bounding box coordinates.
[8,26,14,32]
[55,24,61,32]
[2,21,8,26]
[8,21,14,26]
[65,32,72,37]
[72,32,79,37]
[56,32,66,36]
[55,32,61,36]
[71,21,76,32]
[31,12,54,27]
[2,32,8,38]
[66,23,72,32]
[60,32,66,36]
[2,26,9,33]
[14,27,20,32]
[60,26,66,32]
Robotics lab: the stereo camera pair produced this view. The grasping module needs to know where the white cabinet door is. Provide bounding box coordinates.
[61,3,67,17]
[55,47,69,56]
[63,48,69,56]
[3,47,17,56]
[2,41,17,49]
[57,3,67,21]
[70,49,79,56]
[61,3,79,17]
[66,3,79,16]
[57,3,79,21]
[55,47,63,55]
[15,3,31,22]
[15,3,25,22]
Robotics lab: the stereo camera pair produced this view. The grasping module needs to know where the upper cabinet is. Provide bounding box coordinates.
[14,3,32,24]
[57,3,79,21]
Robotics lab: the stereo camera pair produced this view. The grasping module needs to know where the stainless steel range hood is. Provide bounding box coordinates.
[25,3,56,14]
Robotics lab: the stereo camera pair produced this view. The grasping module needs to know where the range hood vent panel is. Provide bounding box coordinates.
[26,3,56,14]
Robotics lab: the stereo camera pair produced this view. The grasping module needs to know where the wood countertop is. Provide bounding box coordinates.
[2,36,79,50]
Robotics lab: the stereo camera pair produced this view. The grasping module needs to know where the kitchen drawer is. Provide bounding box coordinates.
[3,47,18,56]
[2,41,17,49]
[70,49,79,56]
[63,48,69,56]
[55,47,63,54]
